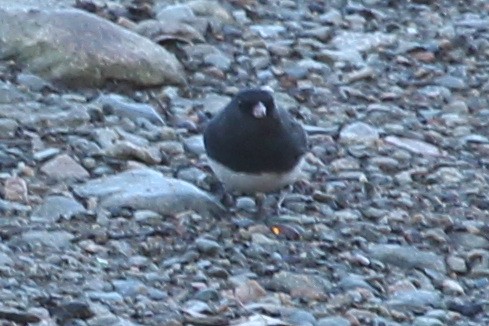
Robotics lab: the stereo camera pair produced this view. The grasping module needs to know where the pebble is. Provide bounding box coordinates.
[195,238,221,255]
[339,122,379,145]
[183,135,205,156]
[413,316,444,326]
[317,316,351,326]
[3,176,28,203]
[234,280,267,304]
[87,291,124,304]
[40,154,90,180]
[31,195,86,223]
[33,148,61,162]
[387,289,442,311]
[385,136,442,156]
[270,271,331,300]
[112,279,147,298]
[0,118,18,137]
[20,230,74,249]
[367,244,446,272]
[446,255,467,273]
[250,24,286,38]
[442,279,465,295]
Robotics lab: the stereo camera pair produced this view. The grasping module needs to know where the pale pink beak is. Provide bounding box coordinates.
[252,101,267,118]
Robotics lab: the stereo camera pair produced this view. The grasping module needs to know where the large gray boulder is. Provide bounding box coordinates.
[73,168,224,217]
[0,8,186,88]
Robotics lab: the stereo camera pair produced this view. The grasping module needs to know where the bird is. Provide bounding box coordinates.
[203,88,308,205]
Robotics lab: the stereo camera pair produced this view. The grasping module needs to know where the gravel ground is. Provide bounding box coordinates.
[0,0,489,325]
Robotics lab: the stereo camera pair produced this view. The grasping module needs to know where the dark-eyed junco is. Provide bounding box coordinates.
[203,88,308,195]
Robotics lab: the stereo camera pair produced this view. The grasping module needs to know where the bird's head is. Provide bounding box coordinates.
[234,89,276,119]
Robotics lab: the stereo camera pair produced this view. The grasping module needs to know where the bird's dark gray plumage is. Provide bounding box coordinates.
[203,88,307,193]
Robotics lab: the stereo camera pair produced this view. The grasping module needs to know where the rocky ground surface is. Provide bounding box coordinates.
[0,0,489,325]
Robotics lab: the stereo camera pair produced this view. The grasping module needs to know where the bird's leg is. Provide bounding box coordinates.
[275,185,293,215]
[254,193,267,219]
[212,179,235,210]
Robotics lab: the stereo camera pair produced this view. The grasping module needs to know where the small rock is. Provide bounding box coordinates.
[95,94,164,125]
[250,24,286,38]
[204,52,232,70]
[446,300,484,317]
[31,195,86,223]
[446,255,467,273]
[387,289,441,311]
[20,230,74,249]
[367,244,446,272]
[269,271,331,300]
[286,310,317,326]
[202,93,231,116]
[0,118,18,138]
[33,148,61,162]
[87,291,124,303]
[112,279,147,298]
[50,301,94,322]
[0,308,41,324]
[41,154,90,180]
[385,136,442,156]
[413,316,444,326]
[195,237,221,255]
[429,167,463,184]
[234,280,266,304]
[442,279,464,295]
[0,252,13,265]
[183,135,205,156]
[317,316,351,326]
[339,122,379,145]
[103,141,162,165]
[3,176,28,203]
[433,75,467,90]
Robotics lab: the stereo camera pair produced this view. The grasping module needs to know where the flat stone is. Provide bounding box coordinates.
[367,244,446,273]
[201,93,231,116]
[331,31,397,53]
[73,168,224,217]
[31,195,86,223]
[433,75,467,90]
[94,94,164,125]
[3,176,28,203]
[40,154,90,180]
[387,289,442,311]
[269,271,331,300]
[234,280,267,304]
[33,148,61,162]
[112,279,148,298]
[102,141,163,165]
[0,102,90,129]
[87,291,124,303]
[195,237,221,255]
[317,316,351,326]
[20,230,74,249]
[0,252,13,266]
[446,255,467,273]
[183,135,205,156]
[0,308,41,324]
[250,24,286,38]
[340,122,379,145]
[413,317,444,326]
[0,118,18,137]
[385,136,442,156]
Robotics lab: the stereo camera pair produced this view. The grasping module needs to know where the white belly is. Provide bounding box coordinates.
[207,157,304,193]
